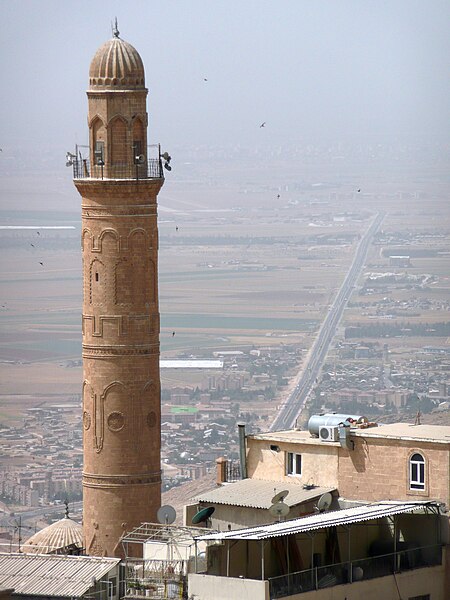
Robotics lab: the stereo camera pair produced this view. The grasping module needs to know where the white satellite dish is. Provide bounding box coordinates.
[316,492,332,513]
[269,501,290,519]
[157,504,176,525]
[271,489,289,504]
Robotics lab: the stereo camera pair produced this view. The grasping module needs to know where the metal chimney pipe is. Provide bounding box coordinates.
[237,423,248,479]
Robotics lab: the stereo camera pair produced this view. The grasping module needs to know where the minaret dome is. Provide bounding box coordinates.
[89,35,145,90]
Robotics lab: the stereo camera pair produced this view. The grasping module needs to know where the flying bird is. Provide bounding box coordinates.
[176,226,178,232]
[277,194,281,199]
[172,331,176,337]
[39,262,44,266]
[260,122,266,128]
[30,243,35,248]
[357,189,361,193]
[36,231,40,236]
[203,78,208,82]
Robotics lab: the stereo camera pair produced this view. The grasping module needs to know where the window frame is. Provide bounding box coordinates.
[409,452,425,491]
[286,451,302,477]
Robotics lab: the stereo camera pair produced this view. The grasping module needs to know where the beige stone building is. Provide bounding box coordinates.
[186,417,450,598]
[246,423,450,508]
[72,25,164,558]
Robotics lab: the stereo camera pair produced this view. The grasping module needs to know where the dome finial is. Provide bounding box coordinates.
[112,17,120,38]
[64,499,69,519]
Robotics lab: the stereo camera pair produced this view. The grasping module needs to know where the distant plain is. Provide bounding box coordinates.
[1,149,449,422]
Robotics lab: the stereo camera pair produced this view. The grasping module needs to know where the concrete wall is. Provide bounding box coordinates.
[188,574,269,600]
[280,563,446,600]
[189,562,446,600]
[188,500,320,531]
[247,439,339,488]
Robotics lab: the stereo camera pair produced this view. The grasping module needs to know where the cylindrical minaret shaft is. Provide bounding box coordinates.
[73,30,163,558]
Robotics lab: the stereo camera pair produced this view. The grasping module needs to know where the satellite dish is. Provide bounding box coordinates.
[192,506,215,525]
[269,501,290,519]
[316,492,332,513]
[157,504,176,525]
[271,490,289,504]
[135,154,146,165]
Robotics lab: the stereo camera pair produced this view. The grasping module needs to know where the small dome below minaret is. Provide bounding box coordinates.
[22,514,83,555]
[89,28,145,90]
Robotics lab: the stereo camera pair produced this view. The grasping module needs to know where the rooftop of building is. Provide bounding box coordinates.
[195,500,442,541]
[0,553,120,597]
[193,478,335,510]
[252,422,450,445]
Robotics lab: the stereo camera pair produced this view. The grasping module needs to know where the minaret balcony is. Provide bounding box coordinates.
[72,157,163,181]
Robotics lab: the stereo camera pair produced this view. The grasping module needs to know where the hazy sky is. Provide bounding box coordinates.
[1,0,450,161]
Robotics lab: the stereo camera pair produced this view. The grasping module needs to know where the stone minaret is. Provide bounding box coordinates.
[73,26,163,558]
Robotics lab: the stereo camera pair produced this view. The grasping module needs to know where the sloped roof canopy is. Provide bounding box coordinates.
[195,501,441,541]
[0,553,120,597]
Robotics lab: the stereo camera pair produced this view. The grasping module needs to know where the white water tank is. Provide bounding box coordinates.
[308,413,367,437]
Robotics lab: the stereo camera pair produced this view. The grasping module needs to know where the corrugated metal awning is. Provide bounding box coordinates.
[193,479,335,509]
[195,501,440,541]
[0,553,120,597]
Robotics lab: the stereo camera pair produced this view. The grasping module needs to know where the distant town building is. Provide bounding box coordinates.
[389,255,411,267]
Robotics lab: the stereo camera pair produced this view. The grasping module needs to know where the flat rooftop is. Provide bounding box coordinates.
[352,422,450,444]
[252,423,450,445]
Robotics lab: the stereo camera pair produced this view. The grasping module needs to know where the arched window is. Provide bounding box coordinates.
[409,453,425,490]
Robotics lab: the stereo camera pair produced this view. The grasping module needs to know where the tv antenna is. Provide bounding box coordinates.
[269,501,290,521]
[157,504,176,525]
[316,492,332,513]
[271,489,289,504]
[192,506,215,527]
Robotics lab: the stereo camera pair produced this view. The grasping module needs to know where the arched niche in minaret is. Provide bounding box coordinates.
[109,116,128,166]
[90,116,106,166]
[132,117,146,159]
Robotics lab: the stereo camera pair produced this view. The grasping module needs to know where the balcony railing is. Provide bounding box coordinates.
[72,158,163,181]
[268,544,443,598]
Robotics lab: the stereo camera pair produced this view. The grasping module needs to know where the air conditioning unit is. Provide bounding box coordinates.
[319,426,339,442]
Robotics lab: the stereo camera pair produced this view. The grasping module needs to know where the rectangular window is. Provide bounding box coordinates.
[286,452,302,476]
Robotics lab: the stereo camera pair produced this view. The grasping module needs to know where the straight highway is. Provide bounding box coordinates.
[270,212,385,431]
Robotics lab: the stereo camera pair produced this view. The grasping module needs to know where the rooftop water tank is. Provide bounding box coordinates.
[308,413,368,437]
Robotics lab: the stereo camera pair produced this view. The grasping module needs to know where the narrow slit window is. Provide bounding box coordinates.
[95,272,99,282]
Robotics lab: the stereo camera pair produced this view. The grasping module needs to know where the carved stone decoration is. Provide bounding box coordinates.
[107,411,125,432]
[93,381,127,452]
[146,411,157,428]
[83,410,92,430]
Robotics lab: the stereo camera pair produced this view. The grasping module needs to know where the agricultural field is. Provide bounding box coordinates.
[1,149,449,425]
